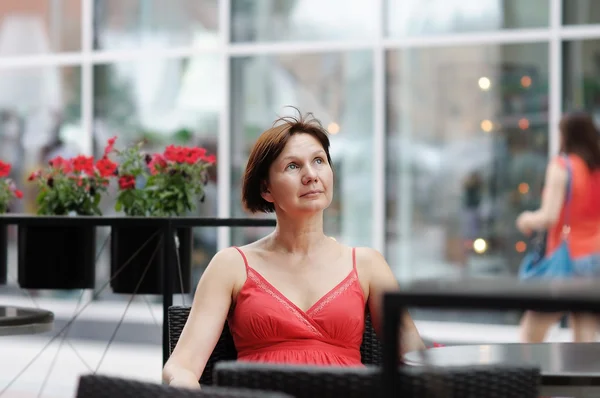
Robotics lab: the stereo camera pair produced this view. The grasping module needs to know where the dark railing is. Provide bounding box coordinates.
[0,215,277,364]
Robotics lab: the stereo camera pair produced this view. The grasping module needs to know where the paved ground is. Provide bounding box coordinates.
[0,335,161,398]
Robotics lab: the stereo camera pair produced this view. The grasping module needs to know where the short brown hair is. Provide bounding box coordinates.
[242,109,333,213]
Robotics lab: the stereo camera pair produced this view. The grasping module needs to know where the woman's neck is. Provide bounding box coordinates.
[269,212,327,254]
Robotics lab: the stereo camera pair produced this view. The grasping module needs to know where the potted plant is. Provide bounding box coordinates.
[109,140,215,294]
[0,160,23,285]
[20,138,118,289]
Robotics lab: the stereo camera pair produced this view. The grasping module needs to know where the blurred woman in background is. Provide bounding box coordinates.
[517,112,600,343]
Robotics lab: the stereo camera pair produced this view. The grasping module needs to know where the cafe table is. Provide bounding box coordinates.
[0,305,54,336]
[382,277,600,398]
[405,342,600,397]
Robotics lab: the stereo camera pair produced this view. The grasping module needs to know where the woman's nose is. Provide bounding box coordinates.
[302,166,318,184]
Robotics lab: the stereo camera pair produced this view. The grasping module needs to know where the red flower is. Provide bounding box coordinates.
[148,154,167,175]
[164,145,186,163]
[96,157,118,177]
[0,160,11,177]
[182,147,205,165]
[72,155,95,175]
[118,175,136,190]
[104,136,117,157]
[164,146,215,165]
[13,189,23,199]
[49,156,72,173]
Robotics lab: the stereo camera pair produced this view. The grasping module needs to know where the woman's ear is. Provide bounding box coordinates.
[260,181,274,203]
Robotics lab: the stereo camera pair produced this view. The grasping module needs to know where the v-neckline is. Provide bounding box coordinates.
[248,267,355,315]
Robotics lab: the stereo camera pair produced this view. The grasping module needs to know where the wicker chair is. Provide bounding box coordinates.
[167,305,382,386]
[75,374,293,398]
[214,361,541,398]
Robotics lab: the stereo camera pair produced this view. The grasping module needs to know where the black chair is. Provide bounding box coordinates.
[214,361,541,398]
[167,305,382,385]
[75,374,293,398]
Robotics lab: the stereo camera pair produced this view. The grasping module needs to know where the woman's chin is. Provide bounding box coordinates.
[299,202,330,214]
[290,202,329,215]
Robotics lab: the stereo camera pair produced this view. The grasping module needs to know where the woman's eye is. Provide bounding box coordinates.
[315,157,323,164]
[286,163,298,170]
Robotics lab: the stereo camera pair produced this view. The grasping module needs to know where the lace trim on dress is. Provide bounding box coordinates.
[308,272,358,317]
[248,270,324,337]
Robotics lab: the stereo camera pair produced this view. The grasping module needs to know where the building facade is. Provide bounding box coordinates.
[1,0,600,325]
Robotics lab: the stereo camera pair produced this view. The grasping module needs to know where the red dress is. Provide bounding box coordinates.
[228,247,366,366]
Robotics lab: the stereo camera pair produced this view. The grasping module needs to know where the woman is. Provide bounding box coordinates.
[517,112,600,343]
[163,111,426,389]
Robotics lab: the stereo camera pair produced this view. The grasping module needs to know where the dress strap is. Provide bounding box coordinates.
[352,247,357,270]
[233,246,250,271]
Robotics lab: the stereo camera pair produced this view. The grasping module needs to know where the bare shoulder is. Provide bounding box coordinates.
[548,156,569,174]
[354,247,389,272]
[353,247,395,285]
[209,246,246,268]
[353,247,398,305]
[201,247,247,289]
[545,158,568,185]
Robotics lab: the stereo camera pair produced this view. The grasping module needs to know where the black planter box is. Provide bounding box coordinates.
[18,225,96,289]
[110,226,192,294]
[0,224,6,285]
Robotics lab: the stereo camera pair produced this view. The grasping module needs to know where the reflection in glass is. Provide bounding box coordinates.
[0,65,81,286]
[386,43,549,288]
[230,52,373,247]
[94,0,218,50]
[563,40,600,119]
[386,0,548,37]
[231,0,376,42]
[0,0,81,54]
[563,0,600,25]
[93,57,221,291]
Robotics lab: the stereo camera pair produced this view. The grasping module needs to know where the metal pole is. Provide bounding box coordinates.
[162,220,174,366]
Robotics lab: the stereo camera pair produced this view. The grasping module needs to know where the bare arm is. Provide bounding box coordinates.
[358,248,426,355]
[162,248,242,388]
[517,160,567,233]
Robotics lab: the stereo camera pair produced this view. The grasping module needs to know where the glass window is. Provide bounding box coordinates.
[0,0,81,55]
[93,57,221,153]
[563,0,600,25]
[386,0,549,37]
[93,57,221,288]
[94,0,218,50]
[230,52,374,246]
[386,43,549,322]
[0,65,81,283]
[563,39,600,118]
[231,0,377,42]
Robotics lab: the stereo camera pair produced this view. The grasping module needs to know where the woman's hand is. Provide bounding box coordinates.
[169,376,201,390]
[516,211,535,236]
[163,365,202,390]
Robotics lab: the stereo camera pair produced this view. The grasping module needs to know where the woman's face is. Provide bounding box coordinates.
[262,133,333,216]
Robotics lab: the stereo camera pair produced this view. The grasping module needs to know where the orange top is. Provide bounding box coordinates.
[547,154,600,258]
[228,247,366,367]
